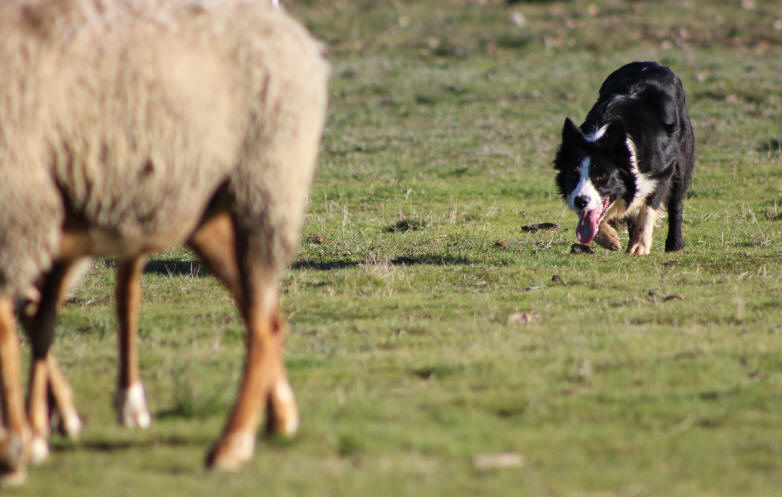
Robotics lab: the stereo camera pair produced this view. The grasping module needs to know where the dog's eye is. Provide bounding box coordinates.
[595,174,607,183]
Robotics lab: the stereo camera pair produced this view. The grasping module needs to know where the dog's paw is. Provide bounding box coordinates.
[665,237,685,252]
[627,242,651,255]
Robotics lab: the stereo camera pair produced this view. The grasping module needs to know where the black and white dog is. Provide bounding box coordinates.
[554,61,695,254]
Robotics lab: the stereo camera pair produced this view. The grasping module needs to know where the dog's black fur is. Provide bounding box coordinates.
[554,61,695,253]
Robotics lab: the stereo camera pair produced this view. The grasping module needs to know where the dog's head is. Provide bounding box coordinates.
[554,117,635,244]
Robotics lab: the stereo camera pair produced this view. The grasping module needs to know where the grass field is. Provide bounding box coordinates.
[7,1,782,496]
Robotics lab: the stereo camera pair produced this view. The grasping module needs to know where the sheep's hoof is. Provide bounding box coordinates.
[28,435,49,465]
[1,467,26,487]
[57,407,83,439]
[206,431,255,472]
[0,433,25,485]
[265,380,299,438]
[114,382,152,429]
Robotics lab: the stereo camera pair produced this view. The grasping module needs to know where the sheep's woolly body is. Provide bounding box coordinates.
[0,0,329,296]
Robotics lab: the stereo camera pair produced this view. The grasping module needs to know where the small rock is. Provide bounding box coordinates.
[551,274,563,283]
[472,452,525,470]
[507,312,534,325]
[510,11,527,27]
[386,218,426,232]
[522,222,559,233]
[307,233,328,244]
[570,243,594,254]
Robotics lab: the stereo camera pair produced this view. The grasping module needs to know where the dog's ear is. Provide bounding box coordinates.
[639,87,678,128]
[561,117,584,145]
[599,118,627,151]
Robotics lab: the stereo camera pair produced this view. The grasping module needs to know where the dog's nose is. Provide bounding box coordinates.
[574,195,589,210]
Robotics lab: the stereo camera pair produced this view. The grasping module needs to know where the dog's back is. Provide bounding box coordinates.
[586,62,694,186]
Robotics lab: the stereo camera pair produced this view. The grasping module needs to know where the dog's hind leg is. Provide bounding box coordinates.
[113,256,151,429]
[628,206,659,255]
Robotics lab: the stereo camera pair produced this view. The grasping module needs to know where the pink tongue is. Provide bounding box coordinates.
[576,209,601,244]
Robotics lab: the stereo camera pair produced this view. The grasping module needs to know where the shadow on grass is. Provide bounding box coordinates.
[52,434,211,454]
[291,260,360,270]
[144,259,208,277]
[292,254,472,270]
[758,138,781,155]
[132,253,473,276]
[105,259,209,277]
[156,401,227,421]
[390,255,471,266]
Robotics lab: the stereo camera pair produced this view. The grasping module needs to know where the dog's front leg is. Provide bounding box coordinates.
[627,206,659,255]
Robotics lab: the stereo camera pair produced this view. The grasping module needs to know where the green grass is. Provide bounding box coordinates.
[8,0,782,495]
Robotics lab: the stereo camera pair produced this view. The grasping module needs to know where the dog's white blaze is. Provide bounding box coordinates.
[624,137,658,214]
[567,157,602,212]
[585,124,608,143]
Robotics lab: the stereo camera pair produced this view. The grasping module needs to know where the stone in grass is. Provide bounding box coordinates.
[570,243,595,254]
[472,452,525,470]
[307,233,328,244]
[521,222,559,232]
[507,312,534,325]
[385,218,426,233]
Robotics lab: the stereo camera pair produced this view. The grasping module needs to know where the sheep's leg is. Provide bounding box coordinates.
[189,212,297,440]
[20,259,89,441]
[46,261,88,439]
[190,214,296,470]
[113,257,151,429]
[47,355,81,439]
[24,262,72,464]
[0,296,27,484]
[263,310,298,438]
[188,212,242,300]
[206,279,282,471]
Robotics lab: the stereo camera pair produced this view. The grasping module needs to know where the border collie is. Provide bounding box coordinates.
[554,61,695,254]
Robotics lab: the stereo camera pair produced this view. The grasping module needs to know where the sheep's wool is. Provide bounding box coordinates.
[0,0,329,296]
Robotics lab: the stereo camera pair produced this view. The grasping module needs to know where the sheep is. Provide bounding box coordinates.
[21,0,288,444]
[0,0,329,483]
